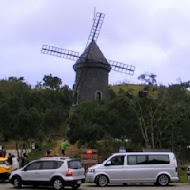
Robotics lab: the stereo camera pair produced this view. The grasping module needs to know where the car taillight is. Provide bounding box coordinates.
[66,169,72,176]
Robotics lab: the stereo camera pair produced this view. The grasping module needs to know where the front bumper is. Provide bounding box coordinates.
[0,172,11,180]
[86,172,95,183]
[187,171,190,180]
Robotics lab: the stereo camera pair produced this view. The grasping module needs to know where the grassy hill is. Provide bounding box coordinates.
[111,83,145,94]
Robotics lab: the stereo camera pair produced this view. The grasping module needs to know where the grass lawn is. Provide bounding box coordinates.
[178,165,189,183]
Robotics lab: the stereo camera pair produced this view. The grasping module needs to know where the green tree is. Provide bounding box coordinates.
[42,74,62,90]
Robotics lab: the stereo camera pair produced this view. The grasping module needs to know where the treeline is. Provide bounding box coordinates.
[68,82,190,160]
[1,74,190,160]
[0,75,72,143]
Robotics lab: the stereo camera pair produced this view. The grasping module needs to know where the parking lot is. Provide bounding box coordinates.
[0,182,189,190]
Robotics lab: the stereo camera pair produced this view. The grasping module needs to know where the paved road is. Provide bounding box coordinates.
[0,182,189,190]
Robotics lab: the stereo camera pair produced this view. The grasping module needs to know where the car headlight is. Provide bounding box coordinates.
[5,165,11,170]
[88,169,95,173]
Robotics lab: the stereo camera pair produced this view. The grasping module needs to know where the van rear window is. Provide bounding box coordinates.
[148,155,169,164]
[128,155,170,165]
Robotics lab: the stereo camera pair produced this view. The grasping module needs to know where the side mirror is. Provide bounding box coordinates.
[105,160,111,166]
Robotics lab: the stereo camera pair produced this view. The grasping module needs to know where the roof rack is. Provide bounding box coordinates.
[39,156,70,160]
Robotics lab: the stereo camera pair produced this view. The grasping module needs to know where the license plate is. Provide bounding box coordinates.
[77,180,82,184]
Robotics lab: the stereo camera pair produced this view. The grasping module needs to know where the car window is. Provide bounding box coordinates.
[128,155,170,165]
[55,161,63,168]
[26,162,41,170]
[128,155,147,165]
[41,161,55,169]
[148,155,170,164]
[68,160,82,169]
[40,161,63,169]
[110,156,125,165]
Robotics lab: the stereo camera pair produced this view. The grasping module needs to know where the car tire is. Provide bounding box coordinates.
[96,175,108,187]
[13,176,22,188]
[157,174,170,186]
[33,184,38,188]
[53,178,64,190]
[72,184,80,189]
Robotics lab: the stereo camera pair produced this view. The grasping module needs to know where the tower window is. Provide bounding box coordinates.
[73,91,78,105]
[95,91,102,101]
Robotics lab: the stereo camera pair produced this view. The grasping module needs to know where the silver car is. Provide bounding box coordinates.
[9,157,85,190]
[187,166,190,180]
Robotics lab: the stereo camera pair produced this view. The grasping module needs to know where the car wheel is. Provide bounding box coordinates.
[33,184,38,188]
[96,175,108,187]
[13,176,22,188]
[53,178,64,190]
[157,174,170,186]
[72,184,80,189]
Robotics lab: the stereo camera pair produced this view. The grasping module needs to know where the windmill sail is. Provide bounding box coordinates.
[86,12,105,48]
[41,45,79,61]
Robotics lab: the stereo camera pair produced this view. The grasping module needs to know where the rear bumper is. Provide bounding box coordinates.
[64,178,85,186]
[170,176,179,182]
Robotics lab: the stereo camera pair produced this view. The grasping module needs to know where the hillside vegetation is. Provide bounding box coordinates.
[0,76,190,163]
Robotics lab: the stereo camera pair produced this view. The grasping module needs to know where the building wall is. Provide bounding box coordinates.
[72,61,111,105]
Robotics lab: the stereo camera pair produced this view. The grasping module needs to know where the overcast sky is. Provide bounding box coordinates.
[1,0,190,88]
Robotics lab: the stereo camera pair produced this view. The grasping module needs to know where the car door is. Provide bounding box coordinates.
[37,161,58,182]
[21,161,41,182]
[125,155,149,182]
[103,155,125,183]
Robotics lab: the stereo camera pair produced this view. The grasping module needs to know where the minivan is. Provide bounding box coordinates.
[86,152,179,186]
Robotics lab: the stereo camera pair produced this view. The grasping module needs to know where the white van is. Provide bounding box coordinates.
[86,152,179,186]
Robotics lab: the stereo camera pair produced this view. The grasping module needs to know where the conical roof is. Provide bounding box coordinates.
[75,40,109,65]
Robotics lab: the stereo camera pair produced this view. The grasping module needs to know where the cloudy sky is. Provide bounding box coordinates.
[1,0,190,87]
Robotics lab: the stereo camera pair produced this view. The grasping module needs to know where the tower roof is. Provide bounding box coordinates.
[75,40,109,65]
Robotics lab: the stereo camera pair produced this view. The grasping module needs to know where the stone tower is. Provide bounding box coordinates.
[72,40,111,106]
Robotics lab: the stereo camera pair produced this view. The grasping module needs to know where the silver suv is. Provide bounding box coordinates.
[9,157,85,190]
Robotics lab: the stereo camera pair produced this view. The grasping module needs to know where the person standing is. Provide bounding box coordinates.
[60,139,67,156]
[44,150,53,157]
[12,155,19,171]
[1,146,6,157]
[7,153,12,165]
[21,153,29,167]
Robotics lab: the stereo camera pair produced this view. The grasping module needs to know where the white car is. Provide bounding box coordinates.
[9,157,85,190]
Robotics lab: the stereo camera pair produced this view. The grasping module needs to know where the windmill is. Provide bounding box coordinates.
[41,12,135,106]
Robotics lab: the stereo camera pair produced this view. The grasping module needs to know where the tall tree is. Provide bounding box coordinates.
[42,74,62,90]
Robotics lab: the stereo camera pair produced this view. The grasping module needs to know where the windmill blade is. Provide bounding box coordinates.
[86,12,105,48]
[108,60,135,75]
[41,45,80,61]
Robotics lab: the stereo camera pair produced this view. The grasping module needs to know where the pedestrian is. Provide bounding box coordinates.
[1,146,6,157]
[44,150,53,157]
[60,139,68,156]
[12,155,19,171]
[7,153,12,165]
[21,153,29,167]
